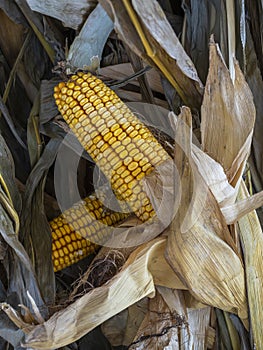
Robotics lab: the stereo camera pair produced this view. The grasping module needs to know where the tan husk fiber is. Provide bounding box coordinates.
[21,237,185,349]
[165,107,248,323]
[237,181,263,348]
[201,40,255,188]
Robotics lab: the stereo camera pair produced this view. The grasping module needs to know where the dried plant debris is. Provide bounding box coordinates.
[0,1,263,349]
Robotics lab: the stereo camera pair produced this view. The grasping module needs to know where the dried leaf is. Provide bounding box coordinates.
[185,307,212,349]
[165,107,247,323]
[237,180,263,348]
[20,139,61,304]
[0,134,21,213]
[26,0,97,29]
[201,41,255,187]
[130,289,186,349]
[67,4,113,70]
[100,0,203,108]
[221,190,263,224]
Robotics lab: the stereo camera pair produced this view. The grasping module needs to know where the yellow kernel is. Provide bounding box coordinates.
[119,150,128,159]
[63,247,69,255]
[104,132,113,142]
[93,98,102,107]
[73,90,81,99]
[136,172,145,180]
[107,119,116,128]
[75,110,84,119]
[122,137,131,146]
[119,183,128,194]
[114,176,124,187]
[126,143,135,152]
[70,233,77,241]
[139,158,148,167]
[97,140,105,149]
[89,81,97,89]
[124,174,134,184]
[55,229,62,238]
[115,145,125,154]
[111,140,121,149]
[65,235,71,244]
[124,157,132,166]
[70,75,78,81]
[69,100,78,109]
[130,149,139,157]
[116,165,126,175]
[142,163,152,172]
[65,96,73,104]
[132,185,142,194]
[98,90,105,98]
[132,167,142,178]
[130,130,138,138]
[61,86,68,94]
[113,128,122,137]
[108,136,117,145]
[128,162,138,171]
[82,73,91,80]
[86,89,95,98]
[55,241,61,249]
[120,169,130,179]
[72,105,81,114]
[59,237,66,246]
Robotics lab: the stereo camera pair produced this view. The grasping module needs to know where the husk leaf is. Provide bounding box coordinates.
[165,107,247,323]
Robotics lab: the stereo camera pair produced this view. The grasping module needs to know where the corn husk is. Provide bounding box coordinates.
[165,107,248,323]
[21,237,186,349]
[237,181,263,348]
[201,40,255,188]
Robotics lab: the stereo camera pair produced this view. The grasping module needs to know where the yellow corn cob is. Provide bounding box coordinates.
[54,72,170,222]
[50,193,128,272]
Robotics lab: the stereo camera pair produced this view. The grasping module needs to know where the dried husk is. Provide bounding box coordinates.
[237,181,263,348]
[201,40,255,188]
[26,0,97,29]
[165,107,248,323]
[129,289,186,349]
[22,237,185,349]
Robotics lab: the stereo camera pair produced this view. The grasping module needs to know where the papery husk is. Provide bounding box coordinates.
[158,287,215,349]
[129,289,186,350]
[22,237,185,349]
[165,107,248,323]
[201,40,255,189]
[237,180,263,348]
[191,146,263,224]
[26,0,97,29]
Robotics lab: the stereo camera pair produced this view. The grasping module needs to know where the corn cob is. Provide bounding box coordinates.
[54,72,170,222]
[50,193,128,272]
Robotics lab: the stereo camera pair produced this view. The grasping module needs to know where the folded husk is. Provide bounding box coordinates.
[22,237,185,348]
[165,107,248,323]
[201,40,255,189]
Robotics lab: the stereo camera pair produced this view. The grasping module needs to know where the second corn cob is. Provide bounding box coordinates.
[53,72,170,222]
[51,193,128,272]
